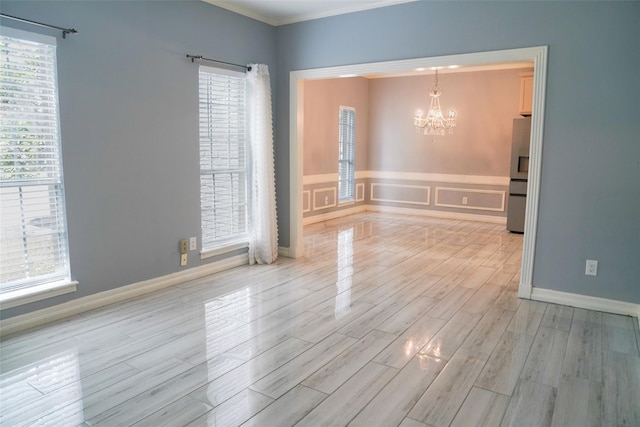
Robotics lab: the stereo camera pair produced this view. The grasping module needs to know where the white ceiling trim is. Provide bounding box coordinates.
[203,0,417,26]
[203,0,276,25]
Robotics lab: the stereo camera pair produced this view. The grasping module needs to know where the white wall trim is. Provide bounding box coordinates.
[303,171,509,186]
[303,205,368,225]
[434,186,506,212]
[291,46,548,303]
[0,254,249,337]
[290,78,305,260]
[367,171,509,186]
[303,173,338,185]
[355,170,368,180]
[200,241,248,259]
[371,183,430,206]
[312,187,337,211]
[356,182,365,202]
[278,246,292,258]
[303,203,507,225]
[531,287,640,319]
[302,190,311,213]
[518,283,532,299]
[519,46,548,300]
[367,205,507,224]
[0,280,78,310]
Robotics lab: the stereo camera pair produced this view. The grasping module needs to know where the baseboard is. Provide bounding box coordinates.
[278,246,292,258]
[530,287,640,318]
[0,253,249,337]
[302,204,507,226]
[518,283,532,299]
[303,205,368,225]
[366,205,507,224]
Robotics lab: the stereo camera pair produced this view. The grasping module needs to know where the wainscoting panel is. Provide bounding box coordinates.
[302,173,508,222]
[356,183,365,202]
[312,187,337,211]
[434,187,506,212]
[302,190,311,213]
[370,183,431,206]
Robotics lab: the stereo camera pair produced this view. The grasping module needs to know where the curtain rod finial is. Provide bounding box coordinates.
[62,29,77,39]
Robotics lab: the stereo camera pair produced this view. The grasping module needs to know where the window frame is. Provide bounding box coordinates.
[198,65,250,257]
[338,106,356,203]
[0,26,76,308]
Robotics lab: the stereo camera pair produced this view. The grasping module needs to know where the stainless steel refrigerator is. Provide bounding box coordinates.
[507,117,531,233]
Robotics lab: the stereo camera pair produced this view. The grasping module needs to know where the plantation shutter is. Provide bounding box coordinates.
[338,106,355,202]
[0,29,71,292]
[199,67,248,250]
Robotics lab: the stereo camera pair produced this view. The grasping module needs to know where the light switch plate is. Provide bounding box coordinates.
[180,253,188,266]
[189,237,197,251]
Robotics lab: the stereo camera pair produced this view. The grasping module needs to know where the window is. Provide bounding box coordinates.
[0,28,71,295]
[199,66,248,252]
[338,106,356,202]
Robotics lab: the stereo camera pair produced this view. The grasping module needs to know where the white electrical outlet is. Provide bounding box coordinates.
[585,259,598,276]
[180,253,188,267]
[324,196,329,205]
[462,196,468,205]
[189,237,197,251]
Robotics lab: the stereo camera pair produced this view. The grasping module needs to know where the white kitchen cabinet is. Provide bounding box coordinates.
[519,71,534,116]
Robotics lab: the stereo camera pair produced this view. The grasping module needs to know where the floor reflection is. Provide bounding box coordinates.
[1,349,84,426]
[335,227,354,318]
[204,288,253,380]
[0,212,536,426]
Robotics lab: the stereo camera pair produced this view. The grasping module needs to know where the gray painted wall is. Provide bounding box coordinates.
[1,1,276,319]
[275,2,640,303]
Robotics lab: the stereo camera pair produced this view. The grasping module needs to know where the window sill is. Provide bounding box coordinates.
[338,200,356,206]
[201,241,249,260]
[0,280,78,310]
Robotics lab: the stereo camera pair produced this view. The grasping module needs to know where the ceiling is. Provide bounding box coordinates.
[203,0,417,26]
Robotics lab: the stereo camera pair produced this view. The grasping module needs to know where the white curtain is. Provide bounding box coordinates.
[246,64,278,265]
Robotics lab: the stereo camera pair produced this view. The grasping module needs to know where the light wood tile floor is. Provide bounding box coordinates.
[1,212,639,426]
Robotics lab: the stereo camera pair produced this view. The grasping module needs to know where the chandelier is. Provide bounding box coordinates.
[414,69,456,136]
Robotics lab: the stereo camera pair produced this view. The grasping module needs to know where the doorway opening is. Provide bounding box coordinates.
[288,46,548,300]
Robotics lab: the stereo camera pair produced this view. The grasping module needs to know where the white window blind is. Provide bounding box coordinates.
[338,106,356,202]
[199,67,248,250]
[0,29,71,293]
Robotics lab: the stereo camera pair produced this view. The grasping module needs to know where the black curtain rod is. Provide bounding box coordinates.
[0,13,77,39]
[186,54,251,72]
